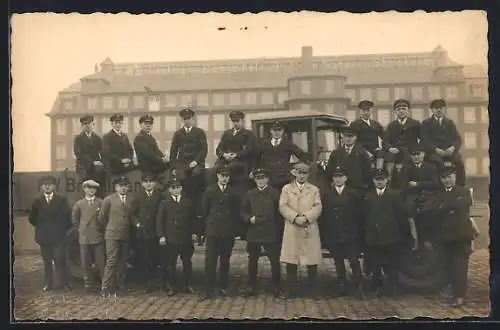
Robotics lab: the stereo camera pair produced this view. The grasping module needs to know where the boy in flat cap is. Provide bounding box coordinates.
[279,162,323,299]
[421,99,466,187]
[349,100,386,170]
[130,173,164,292]
[241,168,283,297]
[72,179,105,292]
[385,99,421,179]
[325,126,373,194]
[321,166,365,299]
[98,176,135,297]
[199,165,241,300]
[363,169,412,297]
[215,110,257,193]
[28,175,72,292]
[426,166,474,307]
[73,115,107,198]
[133,114,170,185]
[169,107,208,212]
[156,178,199,296]
[102,113,135,182]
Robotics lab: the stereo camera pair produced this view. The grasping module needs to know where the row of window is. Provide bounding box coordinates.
[294,81,486,102]
[54,140,490,176]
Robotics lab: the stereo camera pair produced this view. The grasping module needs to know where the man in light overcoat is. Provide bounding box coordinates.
[279,162,322,299]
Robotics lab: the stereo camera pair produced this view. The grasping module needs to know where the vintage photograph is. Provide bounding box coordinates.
[11,11,489,320]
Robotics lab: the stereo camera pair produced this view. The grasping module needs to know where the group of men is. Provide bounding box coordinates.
[28,97,477,307]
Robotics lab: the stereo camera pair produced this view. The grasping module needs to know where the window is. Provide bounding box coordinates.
[465,158,477,175]
[117,96,129,109]
[464,107,476,124]
[300,80,311,95]
[412,108,425,122]
[480,106,488,123]
[196,114,209,131]
[464,132,477,149]
[345,89,355,102]
[164,94,177,108]
[394,87,407,99]
[101,117,111,133]
[164,116,177,132]
[300,103,311,111]
[346,110,356,123]
[359,88,372,101]
[245,92,257,105]
[471,85,484,98]
[133,95,145,109]
[87,97,98,110]
[72,118,80,134]
[102,96,113,110]
[212,114,226,131]
[377,88,390,102]
[261,91,274,105]
[197,93,209,107]
[180,94,193,107]
[445,86,459,99]
[277,90,288,104]
[377,109,391,127]
[428,86,441,100]
[411,86,423,101]
[148,96,160,112]
[212,93,225,106]
[325,80,335,94]
[229,93,241,106]
[55,119,67,135]
[446,107,459,124]
[481,131,489,149]
[62,99,73,110]
[482,157,490,175]
[55,144,67,160]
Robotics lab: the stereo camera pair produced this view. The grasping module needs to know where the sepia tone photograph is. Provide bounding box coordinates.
[11,11,490,320]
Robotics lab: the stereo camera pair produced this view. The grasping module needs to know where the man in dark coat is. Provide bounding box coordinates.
[131,173,164,292]
[325,126,373,194]
[322,166,364,299]
[199,165,240,300]
[215,110,257,191]
[421,99,466,187]
[73,115,107,197]
[392,143,439,242]
[157,178,200,295]
[241,168,283,297]
[169,107,208,213]
[385,99,421,179]
[363,169,415,297]
[102,113,135,182]
[28,175,72,292]
[256,120,309,190]
[349,100,386,170]
[133,114,170,186]
[426,166,474,307]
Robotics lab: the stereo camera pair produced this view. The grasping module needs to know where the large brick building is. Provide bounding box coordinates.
[47,45,488,182]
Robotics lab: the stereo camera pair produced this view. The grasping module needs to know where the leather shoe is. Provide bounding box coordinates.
[185,286,195,294]
[199,292,214,301]
[273,286,284,298]
[243,287,257,297]
[219,288,229,297]
[450,297,465,308]
[42,285,53,293]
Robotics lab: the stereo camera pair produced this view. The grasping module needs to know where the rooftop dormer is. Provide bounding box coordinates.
[432,45,464,80]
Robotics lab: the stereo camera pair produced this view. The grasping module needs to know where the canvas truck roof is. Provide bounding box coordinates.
[248,110,349,125]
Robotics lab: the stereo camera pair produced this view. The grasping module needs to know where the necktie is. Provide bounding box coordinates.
[400,119,404,126]
[378,190,382,196]
[273,139,279,147]
[176,196,180,203]
[186,127,191,133]
[46,196,52,203]
[221,185,226,192]
[121,196,126,205]
[88,199,93,206]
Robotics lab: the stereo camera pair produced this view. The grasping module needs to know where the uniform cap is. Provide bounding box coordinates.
[40,175,57,185]
[332,165,347,176]
[409,143,425,154]
[179,107,195,119]
[271,121,284,130]
[139,114,154,124]
[80,115,94,124]
[167,178,183,187]
[393,99,411,109]
[82,179,100,188]
[141,173,157,182]
[110,113,124,122]
[292,162,310,174]
[341,126,358,136]
[373,168,389,179]
[440,164,457,177]
[430,99,447,109]
[252,168,269,178]
[112,176,129,186]
[229,111,245,120]
[216,165,231,175]
[358,100,374,110]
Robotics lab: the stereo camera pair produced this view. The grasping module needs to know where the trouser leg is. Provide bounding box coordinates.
[40,244,55,288]
[307,265,319,298]
[219,238,235,290]
[204,237,218,295]
[448,240,470,299]
[53,242,68,287]
[116,241,129,289]
[101,240,120,292]
[93,243,106,282]
[263,242,282,288]
[284,263,298,297]
[180,243,194,288]
[80,244,94,288]
[246,242,260,288]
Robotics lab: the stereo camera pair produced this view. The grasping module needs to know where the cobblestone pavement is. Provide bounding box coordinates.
[13,247,490,321]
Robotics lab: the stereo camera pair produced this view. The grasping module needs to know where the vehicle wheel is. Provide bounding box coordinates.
[397,242,446,292]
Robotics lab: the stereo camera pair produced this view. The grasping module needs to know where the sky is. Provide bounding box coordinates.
[11,11,487,172]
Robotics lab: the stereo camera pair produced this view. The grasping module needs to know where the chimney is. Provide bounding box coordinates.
[301,46,313,72]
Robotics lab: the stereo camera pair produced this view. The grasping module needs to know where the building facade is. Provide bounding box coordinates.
[48,46,489,180]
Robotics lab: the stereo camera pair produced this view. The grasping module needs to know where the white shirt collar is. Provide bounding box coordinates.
[218,183,227,191]
[145,189,154,196]
[413,162,422,168]
[399,117,408,125]
[272,137,281,145]
[85,196,95,202]
[44,192,54,199]
[112,129,121,135]
[85,131,92,137]
[171,194,181,201]
[445,187,453,192]
[257,185,268,191]
[361,118,371,126]
[184,126,192,132]
[295,181,305,190]
[376,187,387,195]
[335,185,345,193]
